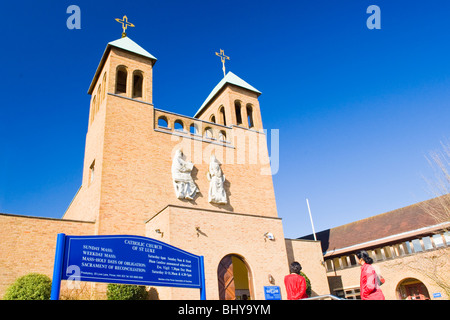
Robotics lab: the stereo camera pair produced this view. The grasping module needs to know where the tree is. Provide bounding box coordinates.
[422,140,450,228]
[402,140,450,298]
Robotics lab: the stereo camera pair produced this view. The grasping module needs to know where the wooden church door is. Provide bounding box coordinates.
[217,255,235,300]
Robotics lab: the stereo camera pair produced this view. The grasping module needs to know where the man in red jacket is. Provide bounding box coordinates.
[284,261,308,300]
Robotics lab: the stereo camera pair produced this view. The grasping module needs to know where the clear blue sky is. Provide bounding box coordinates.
[0,0,449,238]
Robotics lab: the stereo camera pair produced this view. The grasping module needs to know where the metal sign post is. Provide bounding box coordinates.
[50,233,66,300]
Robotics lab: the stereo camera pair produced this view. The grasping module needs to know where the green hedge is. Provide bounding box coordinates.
[300,271,312,297]
[107,284,148,300]
[3,273,52,300]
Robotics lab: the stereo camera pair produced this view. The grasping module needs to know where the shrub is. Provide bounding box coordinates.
[300,271,312,297]
[3,273,52,300]
[107,284,148,300]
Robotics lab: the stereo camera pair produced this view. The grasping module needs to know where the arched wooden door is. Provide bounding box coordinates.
[217,254,252,300]
[397,278,430,300]
[217,255,235,300]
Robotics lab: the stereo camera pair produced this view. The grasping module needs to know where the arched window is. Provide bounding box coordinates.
[190,123,199,135]
[210,114,216,123]
[219,130,226,142]
[246,104,254,128]
[101,73,106,101]
[158,116,169,128]
[204,127,214,139]
[219,106,226,126]
[97,85,102,109]
[90,95,96,124]
[235,101,242,125]
[116,66,127,94]
[174,120,184,132]
[132,70,143,98]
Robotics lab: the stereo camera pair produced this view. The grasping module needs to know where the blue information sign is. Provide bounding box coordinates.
[264,286,282,300]
[51,234,205,300]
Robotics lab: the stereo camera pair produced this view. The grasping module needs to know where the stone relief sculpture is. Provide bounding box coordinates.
[171,150,198,200]
[207,155,227,204]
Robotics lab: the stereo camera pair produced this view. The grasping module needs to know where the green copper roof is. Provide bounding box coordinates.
[108,37,157,61]
[194,71,261,117]
[88,37,157,94]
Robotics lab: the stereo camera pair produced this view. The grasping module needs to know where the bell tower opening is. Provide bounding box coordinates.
[132,70,143,98]
[246,104,254,128]
[219,106,226,126]
[115,66,127,94]
[235,101,242,125]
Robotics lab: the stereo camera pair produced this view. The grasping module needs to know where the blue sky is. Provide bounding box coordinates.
[0,0,449,238]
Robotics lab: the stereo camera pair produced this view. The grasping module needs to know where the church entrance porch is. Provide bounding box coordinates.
[217,254,253,300]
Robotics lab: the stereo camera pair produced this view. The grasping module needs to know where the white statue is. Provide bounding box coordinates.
[172,150,198,200]
[207,155,227,204]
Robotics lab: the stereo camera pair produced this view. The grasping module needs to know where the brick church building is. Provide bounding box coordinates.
[0,34,330,299]
[2,32,448,301]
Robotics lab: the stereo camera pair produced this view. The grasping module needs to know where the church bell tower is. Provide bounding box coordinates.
[63,31,158,232]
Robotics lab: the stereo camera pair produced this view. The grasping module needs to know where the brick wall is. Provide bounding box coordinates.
[285,239,331,297]
[0,214,95,298]
[145,205,290,300]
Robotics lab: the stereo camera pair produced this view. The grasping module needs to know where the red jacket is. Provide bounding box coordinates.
[360,264,385,300]
[284,274,308,300]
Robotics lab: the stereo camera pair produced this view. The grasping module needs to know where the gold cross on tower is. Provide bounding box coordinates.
[115,15,135,38]
[215,49,230,77]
